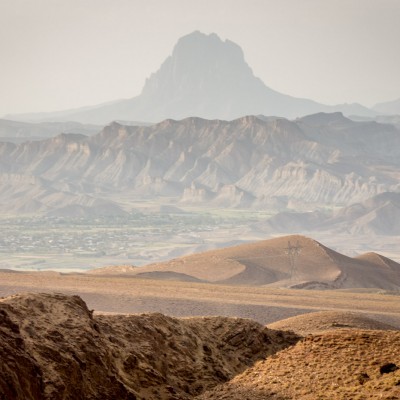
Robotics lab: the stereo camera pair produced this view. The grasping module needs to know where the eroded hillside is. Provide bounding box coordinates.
[1,113,400,214]
[0,293,298,400]
[1,292,399,400]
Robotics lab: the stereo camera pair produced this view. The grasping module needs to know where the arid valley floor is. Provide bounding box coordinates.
[1,270,400,328]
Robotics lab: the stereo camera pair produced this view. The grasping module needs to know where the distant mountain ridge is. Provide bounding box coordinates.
[0,112,399,216]
[259,192,400,236]
[0,119,102,142]
[6,31,377,124]
[373,98,400,115]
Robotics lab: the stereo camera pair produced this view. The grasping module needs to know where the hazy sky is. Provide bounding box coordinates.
[1,0,399,116]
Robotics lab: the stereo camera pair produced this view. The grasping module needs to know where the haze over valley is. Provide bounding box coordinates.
[1,2,400,398]
[1,26,399,278]
[2,108,400,270]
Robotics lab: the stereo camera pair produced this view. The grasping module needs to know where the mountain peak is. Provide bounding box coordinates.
[6,32,377,124]
[298,112,351,126]
[171,31,245,63]
[140,31,255,107]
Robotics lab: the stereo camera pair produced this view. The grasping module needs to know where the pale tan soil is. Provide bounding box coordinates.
[198,330,400,400]
[87,265,138,274]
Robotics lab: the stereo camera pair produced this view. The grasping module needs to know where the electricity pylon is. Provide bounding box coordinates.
[285,240,302,281]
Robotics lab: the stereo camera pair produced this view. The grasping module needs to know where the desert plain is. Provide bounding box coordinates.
[1,269,400,328]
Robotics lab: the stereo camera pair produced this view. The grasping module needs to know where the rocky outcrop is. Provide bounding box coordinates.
[0,293,299,400]
[0,293,135,400]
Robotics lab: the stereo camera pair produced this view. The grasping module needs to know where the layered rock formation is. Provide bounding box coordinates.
[1,112,399,215]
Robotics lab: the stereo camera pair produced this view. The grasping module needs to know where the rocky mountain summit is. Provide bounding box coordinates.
[7,32,375,124]
[0,112,399,216]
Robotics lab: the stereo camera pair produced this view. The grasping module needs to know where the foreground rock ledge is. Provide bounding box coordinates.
[0,292,298,400]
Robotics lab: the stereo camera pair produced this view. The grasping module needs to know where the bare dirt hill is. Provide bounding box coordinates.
[199,330,400,399]
[124,235,340,284]
[111,235,400,290]
[0,292,298,400]
[355,252,400,272]
[268,311,398,335]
